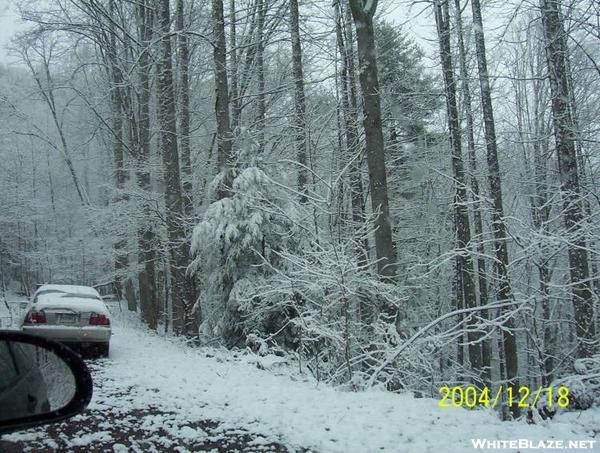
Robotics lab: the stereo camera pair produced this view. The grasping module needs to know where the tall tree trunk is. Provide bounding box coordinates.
[566,50,600,303]
[348,0,397,281]
[211,0,236,342]
[229,0,241,132]
[540,0,596,358]
[176,0,194,218]
[470,0,519,415]
[110,64,130,309]
[452,0,490,384]
[157,0,196,337]
[527,39,554,385]
[255,0,266,151]
[434,0,482,380]
[136,0,158,330]
[107,0,136,312]
[344,5,370,264]
[334,1,367,265]
[289,0,309,203]
[212,0,234,199]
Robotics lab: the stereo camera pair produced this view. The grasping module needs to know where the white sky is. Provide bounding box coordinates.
[385,1,438,48]
[0,0,441,66]
[0,0,27,64]
[0,0,508,72]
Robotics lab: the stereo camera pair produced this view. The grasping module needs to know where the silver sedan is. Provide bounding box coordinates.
[20,285,112,357]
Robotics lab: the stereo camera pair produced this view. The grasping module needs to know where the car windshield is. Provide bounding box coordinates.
[1,0,599,451]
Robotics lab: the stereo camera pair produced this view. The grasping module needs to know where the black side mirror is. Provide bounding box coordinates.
[0,331,93,435]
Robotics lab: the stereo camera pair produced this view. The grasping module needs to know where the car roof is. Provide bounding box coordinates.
[35,293,110,315]
[34,284,101,298]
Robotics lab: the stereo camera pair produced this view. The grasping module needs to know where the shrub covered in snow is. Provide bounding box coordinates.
[190,166,299,346]
[190,165,413,387]
[555,354,600,410]
[220,237,411,387]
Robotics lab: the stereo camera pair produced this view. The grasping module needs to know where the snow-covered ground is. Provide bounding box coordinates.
[3,306,599,452]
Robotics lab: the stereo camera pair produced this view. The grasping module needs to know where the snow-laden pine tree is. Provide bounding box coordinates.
[190,163,297,346]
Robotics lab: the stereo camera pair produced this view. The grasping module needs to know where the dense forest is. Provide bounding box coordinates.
[1,0,599,419]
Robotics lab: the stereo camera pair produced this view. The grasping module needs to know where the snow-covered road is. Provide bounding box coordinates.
[2,309,599,452]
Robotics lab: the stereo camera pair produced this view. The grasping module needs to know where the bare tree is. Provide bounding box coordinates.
[540,0,596,358]
[157,0,196,336]
[229,0,241,132]
[136,0,159,330]
[348,0,397,280]
[452,0,491,384]
[434,0,481,380]
[212,0,234,199]
[255,0,266,151]
[470,0,519,415]
[17,34,90,206]
[333,1,367,265]
[102,0,136,312]
[289,0,309,203]
[176,0,193,217]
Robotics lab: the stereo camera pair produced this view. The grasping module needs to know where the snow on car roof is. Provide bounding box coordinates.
[35,293,109,315]
[35,284,101,298]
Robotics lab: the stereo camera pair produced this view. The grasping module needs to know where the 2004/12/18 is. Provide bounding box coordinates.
[438,385,570,409]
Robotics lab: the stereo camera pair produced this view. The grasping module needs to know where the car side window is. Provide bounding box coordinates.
[0,341,19,391]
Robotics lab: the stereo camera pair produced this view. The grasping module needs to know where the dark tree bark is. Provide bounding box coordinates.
[255,0,266,151]
[334,1,367,265]
[344,5,370,263]
[229,0,241,132]
[212,0,234,199]
[289,0,309,203]
[540,0,596,358]
[348,0,397,280]
[176,0,193,218]
[434,0,482,380]
[470,0,519,415]
[157,0,196,337]
[452,0,490,384]
[107,0,130,309]
[566,52,600,304]
[211,0,237,343]
[136,0,159,330]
